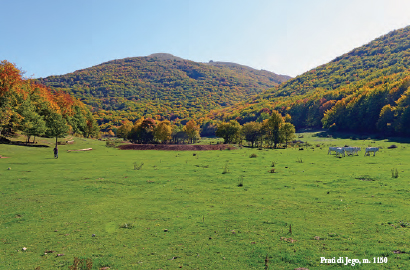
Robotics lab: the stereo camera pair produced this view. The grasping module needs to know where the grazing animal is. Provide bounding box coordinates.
[335,147,345,157]
[344,147,361,156]
[365,147,379,156]
[328,147,339,154]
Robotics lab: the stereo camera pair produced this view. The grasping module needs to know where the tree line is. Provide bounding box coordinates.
[216,110,295,148]
[0,60,99,146]
[116,118,201,144]
[116,110,296,148]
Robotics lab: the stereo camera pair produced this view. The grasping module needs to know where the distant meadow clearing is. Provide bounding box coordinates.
[1,132,410,269]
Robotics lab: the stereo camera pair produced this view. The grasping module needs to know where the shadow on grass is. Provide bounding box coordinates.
[306,129,410,144]
[0,140,50,148]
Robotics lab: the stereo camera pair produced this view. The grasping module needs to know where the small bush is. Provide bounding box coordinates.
[106,141,115,147]
[222,162,229,174]
[133,162,144,170]
[296,158,303,163]
[271,161,275,167]
[249,153,257,158]
[392,168,399,178]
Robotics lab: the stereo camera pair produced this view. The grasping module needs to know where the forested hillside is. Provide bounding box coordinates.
[37,53,290,129]
[0,61,99,143]
[213,25,410,136]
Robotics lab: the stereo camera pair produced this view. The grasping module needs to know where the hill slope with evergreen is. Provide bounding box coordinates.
[213,25,410,136]
[37,53,290,128]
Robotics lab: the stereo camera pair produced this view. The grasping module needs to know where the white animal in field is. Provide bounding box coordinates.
[335,147,345,157]
[344,147,361,156]
[365,147,379,156]
[328,147,340,154]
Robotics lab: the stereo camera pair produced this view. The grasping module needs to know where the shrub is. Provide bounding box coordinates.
[222,162,229,174]
[271,161,275,167]
[133,162,144,170]
[249,153,257,158]
[296,158,303,163]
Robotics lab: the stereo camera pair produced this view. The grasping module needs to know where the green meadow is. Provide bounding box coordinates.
[1,133,410,269]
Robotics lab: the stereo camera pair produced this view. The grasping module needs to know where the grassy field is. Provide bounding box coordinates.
[1,132,410,269]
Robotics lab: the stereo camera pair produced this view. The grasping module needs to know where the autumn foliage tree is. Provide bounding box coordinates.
[0,61,99,143]
[154,120,172,143]
[183,120,200,143]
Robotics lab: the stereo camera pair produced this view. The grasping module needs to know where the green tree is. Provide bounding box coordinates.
[241,121,262,148]
[280,122,296,147]
[19,99,46,143]
[131,118,156,143]
[216,120,241,144]
[83,111,100,138]
[377,104,395,135]
[45,111,69,148]
[67,106,87,136]
[263,110,284,148]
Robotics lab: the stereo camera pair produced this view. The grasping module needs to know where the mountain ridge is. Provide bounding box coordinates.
[213,25,410,136]
[36,54,291,128]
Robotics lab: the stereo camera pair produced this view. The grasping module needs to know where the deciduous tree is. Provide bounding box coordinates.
[242,121,262,148]
[216,120,241,144]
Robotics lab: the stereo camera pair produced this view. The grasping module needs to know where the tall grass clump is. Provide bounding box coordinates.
[391,168,399,178]
[238,176,244,187]
[222,162,229,174]
[69,257,93,270]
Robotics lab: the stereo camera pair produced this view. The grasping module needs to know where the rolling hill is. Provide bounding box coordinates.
[37,53,290,128]
[214,25,410,136]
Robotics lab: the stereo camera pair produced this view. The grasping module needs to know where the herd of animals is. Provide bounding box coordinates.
[328,146,379,157]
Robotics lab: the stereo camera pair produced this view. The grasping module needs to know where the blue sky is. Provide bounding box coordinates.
[1,0,410,78]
